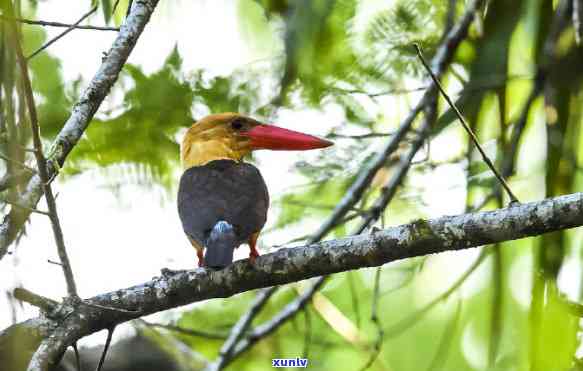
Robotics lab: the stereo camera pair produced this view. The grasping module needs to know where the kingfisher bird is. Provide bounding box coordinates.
[178,113,333,269]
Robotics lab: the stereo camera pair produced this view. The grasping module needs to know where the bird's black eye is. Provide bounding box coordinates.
[231,118,245,130]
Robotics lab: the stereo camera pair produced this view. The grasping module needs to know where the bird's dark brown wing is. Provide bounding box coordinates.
[177,160,269,249]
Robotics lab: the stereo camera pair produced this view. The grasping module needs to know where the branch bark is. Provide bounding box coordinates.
[3,192,583,370]
[0,0,160,260]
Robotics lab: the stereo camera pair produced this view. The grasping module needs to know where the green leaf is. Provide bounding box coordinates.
[102,0,112,24]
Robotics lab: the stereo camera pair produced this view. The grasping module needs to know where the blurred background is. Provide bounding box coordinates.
[1,0,583,370]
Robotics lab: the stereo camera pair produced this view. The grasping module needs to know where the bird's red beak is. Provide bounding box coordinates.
[241,125,334,151]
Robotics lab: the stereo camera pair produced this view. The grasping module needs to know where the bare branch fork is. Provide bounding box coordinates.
[4,192,583,371]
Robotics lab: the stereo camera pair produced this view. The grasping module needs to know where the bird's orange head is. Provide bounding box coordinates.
[181,113,333,168]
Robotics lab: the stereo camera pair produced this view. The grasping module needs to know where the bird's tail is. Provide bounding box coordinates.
[205,221,237,269]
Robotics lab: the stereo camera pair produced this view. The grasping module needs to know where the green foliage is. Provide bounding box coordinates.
[364,0,445,79]
[276,176,353,230]
[191,71,262,116]
[65,47,193,187]
[24,28,71,139]
[101,0,112,24]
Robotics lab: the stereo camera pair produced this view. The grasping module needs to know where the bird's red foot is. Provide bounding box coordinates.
[248,232,261,264]
[196,248,204,267]
[249,248,260,263]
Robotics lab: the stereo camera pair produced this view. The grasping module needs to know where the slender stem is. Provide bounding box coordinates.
[355,103,436,233]
[574,0,582,45]
[72,343,81,371]
[140,320,228,340]
[27,6,98,60]
[357,267,384,371]
[80,300,138,315]
[0,152,35,173]
[112,0,122,16]
[126,0,134,17]
[230,279,327,362]
[0,15,118,31]
[96,327,115,371]
[9,11,78,297]
[206,289,276,370]
[385,250,488,336]
[13,287,59,312]
[0,197,50,216]
[414,44,520,204]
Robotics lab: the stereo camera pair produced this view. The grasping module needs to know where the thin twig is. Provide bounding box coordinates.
[10,11,79,297]
[425,297,462,371]
[414,44,520,204]
[126,0,134,17]
[489,244,503,367]
[13,287,59,312]
[562,295,583,317]
[501,79,544,177]
[0,15,118,31]
[140,320,228,340]
[81,300,139,315]
[327,132,395,140]
[347,271,362,328]
[355,102,436,233]
[27,6,98,60]
[206,289,276,371]
[72,343,81,371]
[229,279,326,362]
[0,153,35,173]
[302,307,312,358]
[96,327,115,371]
[444,0,458,35]
[384,250,488,336]
[331,85,427,97]
[0,197,50,216]
[574,0,582,45]
[0,169,32,192]
[310,94,430,242]
[333,74,534,98]
[112,0,122,16]
[358,267,384,371]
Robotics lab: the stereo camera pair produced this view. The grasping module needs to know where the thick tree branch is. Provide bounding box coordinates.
[8,192,583,370]
[0,0,160,260]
